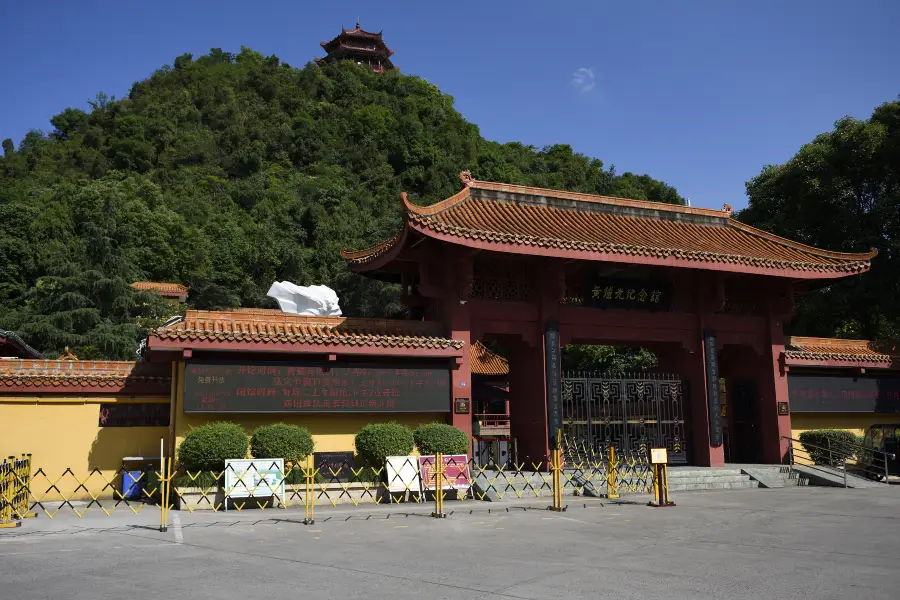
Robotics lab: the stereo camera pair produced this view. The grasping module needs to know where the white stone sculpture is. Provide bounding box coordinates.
[266,282,342,316]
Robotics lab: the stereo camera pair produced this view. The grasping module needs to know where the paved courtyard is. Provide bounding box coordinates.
[2,486,898,599]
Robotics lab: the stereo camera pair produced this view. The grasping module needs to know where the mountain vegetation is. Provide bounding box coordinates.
[0,48,684,360]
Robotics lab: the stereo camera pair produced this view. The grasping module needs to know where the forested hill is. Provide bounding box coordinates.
[0,47,684,360]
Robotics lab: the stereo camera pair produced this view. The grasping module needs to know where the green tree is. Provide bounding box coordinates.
[737,99,900,340]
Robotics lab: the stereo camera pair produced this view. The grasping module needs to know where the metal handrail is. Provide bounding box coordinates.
[782,435,893,485]
[817,435,894,482]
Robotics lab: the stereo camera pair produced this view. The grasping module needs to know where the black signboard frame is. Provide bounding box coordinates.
[98,403,170,427]
[703,329,723,446]
[565,277,673,312]
[184,360,451,414]
[788,374,900,413]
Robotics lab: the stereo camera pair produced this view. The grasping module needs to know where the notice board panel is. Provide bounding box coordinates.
[788,374,900,413]
[184,361,450,413]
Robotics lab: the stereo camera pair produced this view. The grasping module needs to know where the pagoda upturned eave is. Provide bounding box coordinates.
[340,175,876,280]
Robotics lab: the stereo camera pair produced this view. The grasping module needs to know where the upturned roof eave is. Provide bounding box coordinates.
[348,218,872,280]
[342,179,876,278]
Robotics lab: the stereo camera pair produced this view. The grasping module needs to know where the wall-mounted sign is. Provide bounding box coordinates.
[562,278,672,311]
[788,374,900,413]
[703,329,723,446]
[184,362,450,413]
[454,398,471,414]
[777,402,790,416]
[99,403,170,427]
[545,319,562,448]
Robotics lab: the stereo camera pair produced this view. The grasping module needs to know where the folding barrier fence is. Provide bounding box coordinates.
[1,446,665,528]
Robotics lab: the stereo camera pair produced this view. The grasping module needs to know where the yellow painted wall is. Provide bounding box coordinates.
[0,396,169,501]
[0,363,451,502]
[171,363,442,458]
[790,412,900,439]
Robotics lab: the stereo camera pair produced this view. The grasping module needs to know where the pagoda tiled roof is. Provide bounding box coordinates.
[0,359,170,391]
[342,174,876,279]
[784,336,899,367]
[320,24,394,56]
[131,281,189,298]
[471,341,509,376]
[150,309,464,352]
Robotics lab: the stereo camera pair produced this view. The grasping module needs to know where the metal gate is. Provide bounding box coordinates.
[561,373,688,464]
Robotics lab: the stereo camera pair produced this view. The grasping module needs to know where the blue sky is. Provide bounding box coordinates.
[1,1,897,209]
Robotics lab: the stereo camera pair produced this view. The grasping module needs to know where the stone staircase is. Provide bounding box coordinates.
[665,467,758,492]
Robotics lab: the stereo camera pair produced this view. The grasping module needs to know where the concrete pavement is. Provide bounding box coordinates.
[1,486,898,599]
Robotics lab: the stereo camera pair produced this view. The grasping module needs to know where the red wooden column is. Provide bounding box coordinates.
[508,337,549,463]
[756,314,792,463]
[680,274,726,467]
[446,300,473,442]
[442,255,474,447]
[670,340,724,467]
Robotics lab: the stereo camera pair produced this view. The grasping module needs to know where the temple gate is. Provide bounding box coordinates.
[341,172,876,466]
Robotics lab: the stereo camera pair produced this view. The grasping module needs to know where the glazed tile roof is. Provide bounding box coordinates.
[784,336,899,366]
[0,359,170,390]
[471,341,509,376]
[342,175,876,278]
[131,281,189,298]
[150,309,465,351]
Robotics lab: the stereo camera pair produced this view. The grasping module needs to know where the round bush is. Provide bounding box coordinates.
[798,429,860,466]
[354,423,414,466]
[251,423,314,463]
[413,423,469,456]
[177,422,248,472]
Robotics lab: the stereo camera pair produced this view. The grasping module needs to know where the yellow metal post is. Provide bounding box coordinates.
[0,458,18,528]
[432,453,446,518]
[648,463,675,507]
[304,454,316,525]
[159,438,168,532]
[548,431,566,512]
[606,446,620,499]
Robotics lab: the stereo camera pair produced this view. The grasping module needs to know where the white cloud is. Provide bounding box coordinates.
[571,67,596,93]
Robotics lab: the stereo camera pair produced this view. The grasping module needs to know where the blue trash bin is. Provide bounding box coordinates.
[123,470,144,500]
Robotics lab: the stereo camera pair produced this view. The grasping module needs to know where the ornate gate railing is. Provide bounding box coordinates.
[561,373,688,464]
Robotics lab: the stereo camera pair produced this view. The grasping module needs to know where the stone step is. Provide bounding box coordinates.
[666,474,751,484]
[668,480,759,491]
[667,469,745,477]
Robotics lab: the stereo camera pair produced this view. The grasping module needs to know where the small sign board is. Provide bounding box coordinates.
[650,448,668,464]
[777,401,790,416]
[224,459,285,506]
[386,456,421,493]
[454,398,471,414]
[419,455,470,491]
[313,451,355,480]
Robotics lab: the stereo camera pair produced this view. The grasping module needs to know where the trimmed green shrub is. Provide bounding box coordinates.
[414,423,469,455]
[250,423,314,463]
[798,429,860,466]
[354,423,414,466]
[177,422,249,472]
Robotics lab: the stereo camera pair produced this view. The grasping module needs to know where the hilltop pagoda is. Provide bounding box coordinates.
[318,23,395,73]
